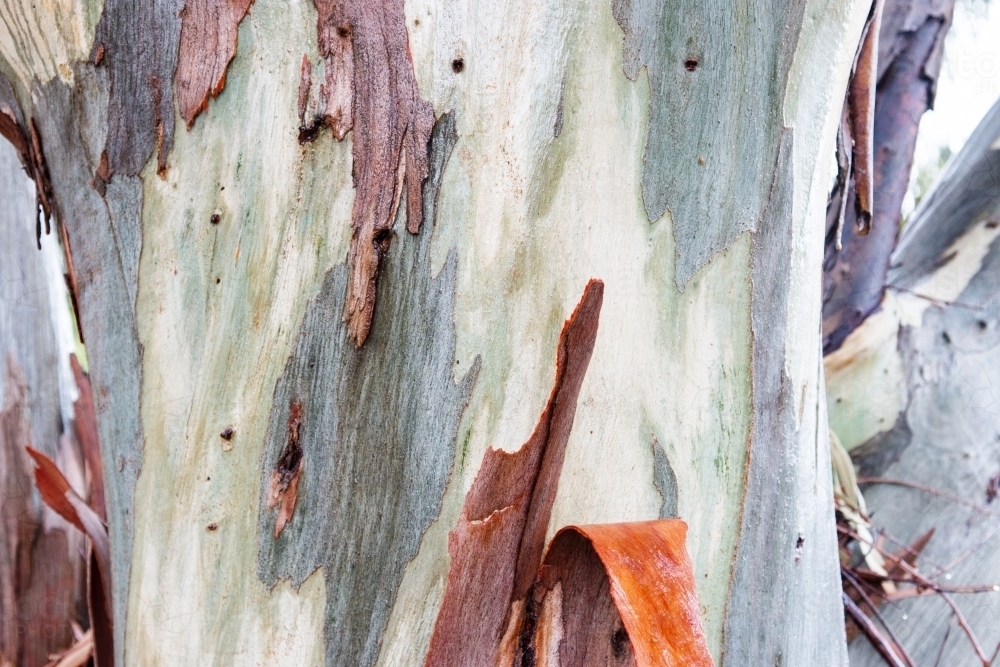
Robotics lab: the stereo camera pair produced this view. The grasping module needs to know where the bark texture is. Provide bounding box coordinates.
[0,0,872,664]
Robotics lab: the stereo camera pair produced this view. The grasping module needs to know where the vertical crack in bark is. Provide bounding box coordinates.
[311,0,434,346]
[175,0,255,127]
[424,280,604,666]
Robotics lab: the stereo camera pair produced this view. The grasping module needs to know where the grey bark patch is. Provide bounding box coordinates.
[93,0,183,176]
[257,112,478,667]
[32,70,145,667]
[651,438,678,518]
[850,412,913,479]
[611,0,806,289]
[723,130,848,666]
[105,176,144,310]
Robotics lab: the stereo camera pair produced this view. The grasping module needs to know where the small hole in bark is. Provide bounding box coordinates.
[942,331,951,344]
[978,320,988,330]
[220,428,234,440]
[206,523,218,531]
[611,628,629,659]
[215,278,221,284]
[684,58,699,71]
[337,25,350,38]
[452,58,465,73]
[210,213,220,225]
[986,220,999,229]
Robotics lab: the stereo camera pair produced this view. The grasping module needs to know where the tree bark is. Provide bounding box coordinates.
[1,0,874,664]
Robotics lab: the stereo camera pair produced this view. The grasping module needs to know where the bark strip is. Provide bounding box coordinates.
[527,521,713,667]
[311,0,434,346]
[175,0,255,127]
[424,279,604,666]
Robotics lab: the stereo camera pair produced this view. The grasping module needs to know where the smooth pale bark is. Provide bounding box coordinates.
[1,0,872,664]
[828,98,1000,666]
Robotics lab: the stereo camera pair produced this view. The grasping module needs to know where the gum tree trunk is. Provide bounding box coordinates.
[1,0,872,664]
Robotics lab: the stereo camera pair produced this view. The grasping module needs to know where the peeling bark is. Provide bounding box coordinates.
[528,522,712,667]
[845,0,885,237]
[822,0,955,354]
[70,355,104,521]
[258,112,478,667]
[310,0,434,345]
[425,279,603,666]
[175,0,255,127]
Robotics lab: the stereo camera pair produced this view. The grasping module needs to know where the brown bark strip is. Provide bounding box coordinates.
[175,0,255,127]
[311,0,434,346]
[0,74,55,247]
[25,447,113,643]
[526,521,713,667]
[424,280,604,666]
[266,402,304,537]
[847,0,885,236]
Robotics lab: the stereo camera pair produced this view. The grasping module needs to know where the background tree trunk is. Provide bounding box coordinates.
[0,0,876,664]
[0,139,86,667]
[830,97,1000,666]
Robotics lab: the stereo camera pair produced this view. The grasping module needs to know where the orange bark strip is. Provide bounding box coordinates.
[424,280,604,667]
[175,0,255,127]
[847,0,885,235]
[548,521,714,667]
[311,0,435,346]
